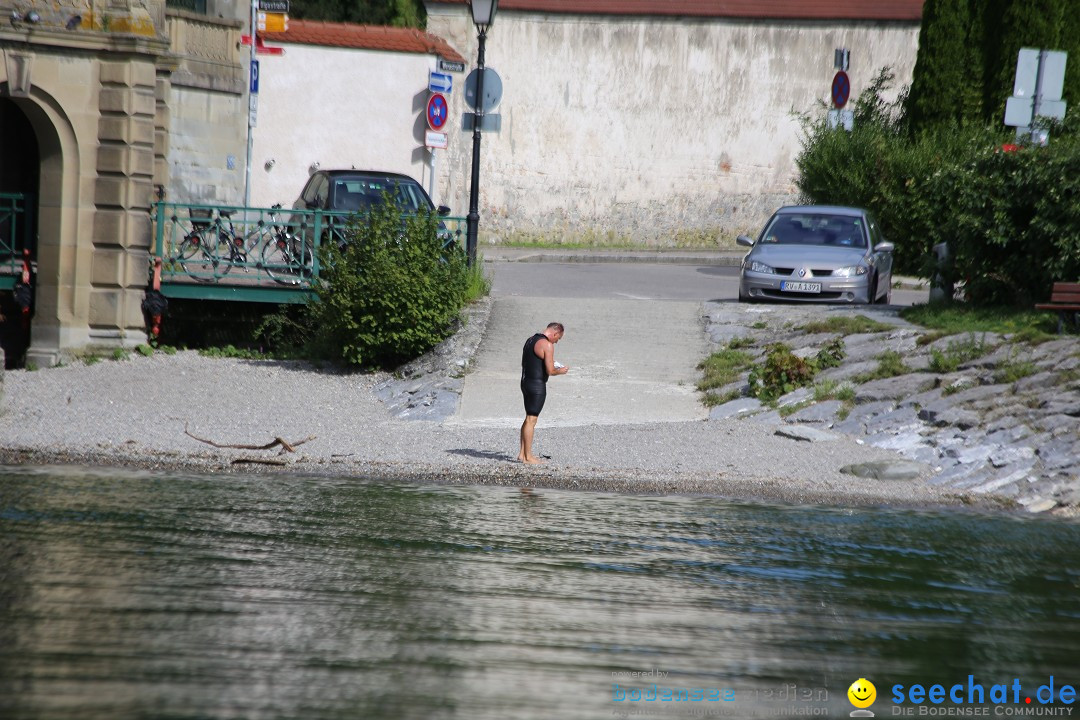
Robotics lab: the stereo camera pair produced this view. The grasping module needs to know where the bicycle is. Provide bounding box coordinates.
[173,208,231,283]
[173,208,271,283]
[260,204,314,285]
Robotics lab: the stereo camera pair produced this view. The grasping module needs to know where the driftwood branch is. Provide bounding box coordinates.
[184,423,315,453]
[232,457,289,466]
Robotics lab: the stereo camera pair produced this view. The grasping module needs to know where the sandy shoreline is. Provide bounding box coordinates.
[0,421,1008,514]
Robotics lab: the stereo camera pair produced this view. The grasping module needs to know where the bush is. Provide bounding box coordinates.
[796,69,1080,305]
[270,197,471,369]
[747,341,847,403]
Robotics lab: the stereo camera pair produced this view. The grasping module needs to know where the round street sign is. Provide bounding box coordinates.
[464,68,503,113]
[831,70,851,109]
[427,92,449,131]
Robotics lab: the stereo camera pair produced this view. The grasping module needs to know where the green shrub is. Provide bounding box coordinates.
[302,197,469,368]
[747,343,815,402]
[853,350,911,382]
[697,344,755,392]
[745,339,848,403]
[994,351,1038,385]
[464,254,492,303]
[801,315,892,335]
[198,345,266,360]
[796,70,1080,306]
[927,333,991,373]
[814,338,846,370]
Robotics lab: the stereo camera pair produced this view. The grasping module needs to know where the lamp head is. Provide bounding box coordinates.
[469,0,497,31]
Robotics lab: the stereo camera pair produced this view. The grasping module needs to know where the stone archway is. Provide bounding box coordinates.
[0,98,40,367]
[0,88,87,368]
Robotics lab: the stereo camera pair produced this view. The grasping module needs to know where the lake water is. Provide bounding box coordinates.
[1,465,1079,719]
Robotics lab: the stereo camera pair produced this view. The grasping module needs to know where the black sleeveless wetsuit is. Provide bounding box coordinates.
[520,332,549,416]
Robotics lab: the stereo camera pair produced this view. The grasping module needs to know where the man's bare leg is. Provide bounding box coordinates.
[518,415,544,464]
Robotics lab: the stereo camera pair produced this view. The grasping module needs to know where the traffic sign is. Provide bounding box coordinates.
[425,131,448,149]
[250,59,259,94]
[439,58,465,73]
[462,112,501,132]
[464,68,503,112]
[240,34,285,55]
[257,11,288,32]
[258,0,288,11]
[427,93,449,131]
[831,71,850,109]
[429,71,452,94]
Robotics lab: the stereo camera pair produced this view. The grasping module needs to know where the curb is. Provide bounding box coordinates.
[480,249,928,290]
[488,252,747,266]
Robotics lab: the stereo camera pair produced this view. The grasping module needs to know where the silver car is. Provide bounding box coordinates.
[737,205,895,304]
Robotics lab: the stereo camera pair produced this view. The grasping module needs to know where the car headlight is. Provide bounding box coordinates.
[744,260,777,275]
[833,264,869,277]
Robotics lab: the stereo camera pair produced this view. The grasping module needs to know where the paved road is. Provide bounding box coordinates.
[452,261,929,429]
[490,261,929,306]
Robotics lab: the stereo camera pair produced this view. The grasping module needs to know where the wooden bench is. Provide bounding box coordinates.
[1035,281,1080,332]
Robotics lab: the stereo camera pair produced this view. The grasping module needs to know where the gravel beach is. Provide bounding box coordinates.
[0,345,970,509]
[0,302,1009,515]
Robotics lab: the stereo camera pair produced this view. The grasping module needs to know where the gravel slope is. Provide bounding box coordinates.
[0,346,989,511]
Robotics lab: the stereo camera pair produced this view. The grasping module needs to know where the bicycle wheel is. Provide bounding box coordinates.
[261,232,313,285]
[175,227,226,283]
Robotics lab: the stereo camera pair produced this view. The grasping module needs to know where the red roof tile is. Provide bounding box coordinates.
[426,0,923,21]
[262,20,465,61]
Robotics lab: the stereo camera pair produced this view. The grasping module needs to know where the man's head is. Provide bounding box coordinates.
[544,322,565,342]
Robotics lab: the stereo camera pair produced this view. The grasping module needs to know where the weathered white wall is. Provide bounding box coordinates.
[249,45,439,209]
[165,11,248,205]
[426,8,919,244]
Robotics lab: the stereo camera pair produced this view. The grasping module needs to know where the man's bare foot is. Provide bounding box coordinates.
[519,455,545,464]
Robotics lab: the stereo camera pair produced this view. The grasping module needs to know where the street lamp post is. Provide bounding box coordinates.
[465,0,497,267]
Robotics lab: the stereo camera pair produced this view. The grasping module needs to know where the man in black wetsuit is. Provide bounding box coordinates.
[518,322,569,464]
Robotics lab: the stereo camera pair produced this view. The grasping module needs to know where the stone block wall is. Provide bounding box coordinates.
[426,8,920,244]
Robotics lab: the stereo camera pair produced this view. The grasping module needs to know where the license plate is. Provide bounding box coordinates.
[781,281,821,293]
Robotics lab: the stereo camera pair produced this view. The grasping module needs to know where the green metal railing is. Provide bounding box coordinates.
[151,202,467,303]
[0,192,32,291]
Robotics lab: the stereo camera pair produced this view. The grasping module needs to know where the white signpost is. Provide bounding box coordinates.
[1004,48,1068,145]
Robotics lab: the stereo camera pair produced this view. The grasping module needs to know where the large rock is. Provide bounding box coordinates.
[774,425,842,442]
[855,374,936,403]
[840,459,931,480]
[709,397,762,420]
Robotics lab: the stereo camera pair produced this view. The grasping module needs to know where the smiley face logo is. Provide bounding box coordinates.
[848,678,876,709]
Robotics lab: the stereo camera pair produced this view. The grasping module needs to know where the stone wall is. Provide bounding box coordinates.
[248,44,439,209]
[165,10,247,205]
[425,7,919,244]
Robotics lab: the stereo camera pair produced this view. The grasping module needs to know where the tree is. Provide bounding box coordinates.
[906,0,984,133]
[288,0,425,27]
[907,0,1078,131]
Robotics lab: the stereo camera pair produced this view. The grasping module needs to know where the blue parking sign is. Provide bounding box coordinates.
[250,59,260,94]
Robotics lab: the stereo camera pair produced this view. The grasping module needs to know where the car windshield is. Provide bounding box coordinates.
[760,213,868,249]
[332,177,428,213]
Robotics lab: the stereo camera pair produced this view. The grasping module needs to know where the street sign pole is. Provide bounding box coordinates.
[243,0,257,209]
[465,32,487,268]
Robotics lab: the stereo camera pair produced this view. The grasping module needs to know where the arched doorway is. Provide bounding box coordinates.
[0,98,40,369]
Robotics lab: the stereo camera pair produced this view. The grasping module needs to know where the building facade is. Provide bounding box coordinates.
[1,0,250,367]
[424,0,923,245]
